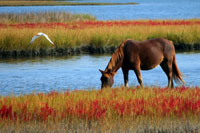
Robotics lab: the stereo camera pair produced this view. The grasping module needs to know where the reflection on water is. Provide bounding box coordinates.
[0,53,200,96]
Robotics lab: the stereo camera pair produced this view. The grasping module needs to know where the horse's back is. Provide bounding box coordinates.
[124,38,175,55]
[123,38,175,70]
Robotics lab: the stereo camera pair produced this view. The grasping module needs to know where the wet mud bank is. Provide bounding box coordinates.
[0,43,200,58]
[0,46,117,58]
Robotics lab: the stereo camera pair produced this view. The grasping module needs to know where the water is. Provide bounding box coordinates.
[0,0,200,20]
[0,0,200,95]
[0,53,199,96]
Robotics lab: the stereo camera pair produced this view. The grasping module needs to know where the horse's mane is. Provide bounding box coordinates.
[105,40,127,73]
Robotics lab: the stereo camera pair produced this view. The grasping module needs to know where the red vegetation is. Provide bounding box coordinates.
[1,20,200,29]
[0,105,17,120]
[0,86,200,123]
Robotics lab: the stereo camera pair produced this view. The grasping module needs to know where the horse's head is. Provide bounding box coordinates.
[99,69,115,89]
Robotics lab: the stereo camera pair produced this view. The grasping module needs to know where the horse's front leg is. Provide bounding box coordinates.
[134,66,143,88]
[122,67,129,87]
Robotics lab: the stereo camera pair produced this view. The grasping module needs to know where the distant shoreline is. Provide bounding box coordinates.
[0,1,138,6]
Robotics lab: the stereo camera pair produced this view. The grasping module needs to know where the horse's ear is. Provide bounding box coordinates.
[99,69,110,78]
[99,69,104,74]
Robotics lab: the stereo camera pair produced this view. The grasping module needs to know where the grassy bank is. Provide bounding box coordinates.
[0,19,200,58]
[0,1,137,6]
[0,86,200,132]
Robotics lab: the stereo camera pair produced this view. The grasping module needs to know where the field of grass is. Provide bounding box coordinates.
[0,1,137,6]
[0,86,200,132]
[0,19,200,58]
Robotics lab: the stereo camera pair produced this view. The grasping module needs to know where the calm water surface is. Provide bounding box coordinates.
[1,0,200,96]
[0,0,200,20]
[0,53,199,96]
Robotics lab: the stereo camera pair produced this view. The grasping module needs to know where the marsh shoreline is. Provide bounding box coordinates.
[1,44,200,58]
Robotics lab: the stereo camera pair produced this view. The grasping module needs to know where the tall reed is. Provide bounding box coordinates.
[0,12,96,23]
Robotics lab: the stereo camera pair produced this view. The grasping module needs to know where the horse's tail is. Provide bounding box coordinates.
[172,55,185,84]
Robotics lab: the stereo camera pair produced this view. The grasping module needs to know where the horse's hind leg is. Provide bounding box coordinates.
[160,60,173,88]
[122,67,129,87]
[134,66,143,88]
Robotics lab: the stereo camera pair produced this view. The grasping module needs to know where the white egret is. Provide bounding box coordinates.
[30,32,54,45]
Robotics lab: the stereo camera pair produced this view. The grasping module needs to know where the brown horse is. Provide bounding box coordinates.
[99,38,184,89]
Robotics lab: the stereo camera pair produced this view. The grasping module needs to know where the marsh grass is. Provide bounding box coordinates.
[0,12,96,23]
[0,119,199,132]
[1,87,200,132]
[0,20,200,57]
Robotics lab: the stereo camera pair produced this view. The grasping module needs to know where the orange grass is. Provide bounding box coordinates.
[1,86,200,131]
[0,86,200,121]
[0,20,200,57]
